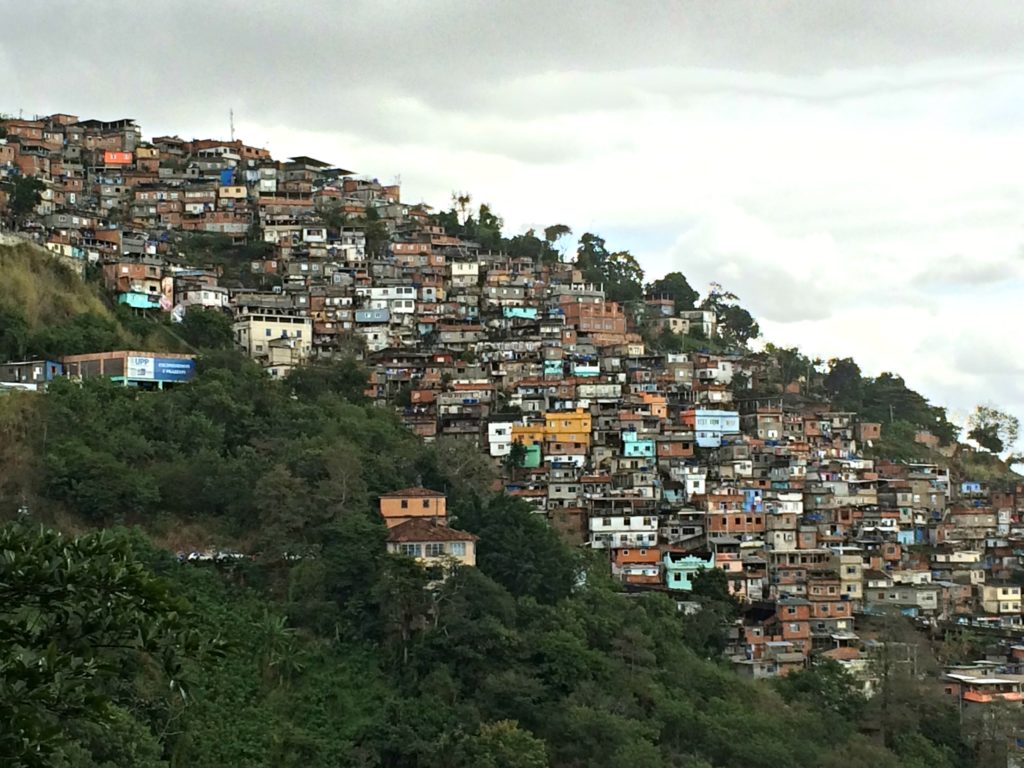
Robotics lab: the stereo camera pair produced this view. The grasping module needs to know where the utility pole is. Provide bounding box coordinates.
[230,108,235,142]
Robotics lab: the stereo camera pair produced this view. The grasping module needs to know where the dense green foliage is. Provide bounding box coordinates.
[178,308,234,350]
[646,271,699,313]
[0,350,984,767]
[574,232,645,304]
[7,177,45,225]
[822,358,960,445]
[0,523,207,767]
[967,405,1020,455]
[2,512,977,768]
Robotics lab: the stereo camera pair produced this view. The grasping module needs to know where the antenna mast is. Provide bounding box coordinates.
[230,108,235,142]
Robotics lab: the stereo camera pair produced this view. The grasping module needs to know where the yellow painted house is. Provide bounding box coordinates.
[511,422,546,447]
[544,408,592,447]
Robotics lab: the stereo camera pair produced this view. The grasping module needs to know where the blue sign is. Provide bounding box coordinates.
[155,358,196,382]
[127,356,196,383]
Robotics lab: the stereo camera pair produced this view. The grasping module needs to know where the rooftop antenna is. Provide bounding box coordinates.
[229,108,235,142]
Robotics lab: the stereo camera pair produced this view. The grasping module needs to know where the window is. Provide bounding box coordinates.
[449,542,466,556]
[400,500,409,509]
[400,543,421,557]
[425,543,445,557]
[265,328,272,337]
[422,499,430,508]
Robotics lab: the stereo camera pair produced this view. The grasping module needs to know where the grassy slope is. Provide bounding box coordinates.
[0,241,189,354]
[0,242,112,327]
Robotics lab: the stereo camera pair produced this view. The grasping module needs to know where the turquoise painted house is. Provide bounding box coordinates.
[521,444,542,469]
[503,307,538,319]
[622,430,655,457]
[663,551,716,591]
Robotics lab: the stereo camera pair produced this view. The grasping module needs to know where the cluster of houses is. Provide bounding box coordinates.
[3,112,1024,681]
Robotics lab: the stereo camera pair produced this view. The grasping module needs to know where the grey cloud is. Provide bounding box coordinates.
[5,0,1024,131]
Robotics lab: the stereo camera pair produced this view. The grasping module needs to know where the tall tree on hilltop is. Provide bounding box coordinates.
[701,282,760,345]
[646,271,699,313]
[824,358,864,409]
[542,224,573,263]
[453,191,473,224]
[968,405,1020,454]
[573,232,645,304]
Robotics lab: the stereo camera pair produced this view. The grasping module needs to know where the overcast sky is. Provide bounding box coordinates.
[3,0,1023,448]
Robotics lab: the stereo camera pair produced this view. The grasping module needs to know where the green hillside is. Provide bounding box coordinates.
[0,241,188,360]
[1,357,976,767]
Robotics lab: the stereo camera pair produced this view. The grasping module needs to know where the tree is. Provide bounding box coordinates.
[506,230,544,261]
[0,522,200,766]
[763,343,814,392]
[573,233,645,304]
[372,554,432,665]
[700,282,739,314]
[432,436,497,504]
[542,224,572,263]
[0,306,29,362]
[254,611,302,687]
[504,440,528,480]
[44,439,161,524]
[968,405,1020,454]
[26,313,128,358]
[647,272,699,313]
[463,203,505,251]
[179,307,233,349]
[653,325,685,354]
[287,357,369,403]
[452,720,548,768]
[358,207,390,257]
[718,304,760,344]
[824,357,864,409]
[700,283,759,345]
[774,659,866,729]
[453,191,473,224]
[8,176,45,226]
[254,464,323,558]
[456,494,578,603]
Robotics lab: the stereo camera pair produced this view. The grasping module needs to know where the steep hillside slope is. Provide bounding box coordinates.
[0,240,111,327]
[0,241,188,359]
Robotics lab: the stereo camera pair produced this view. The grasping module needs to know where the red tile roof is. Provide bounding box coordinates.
[386,518,477,543]
[379,487,446,499]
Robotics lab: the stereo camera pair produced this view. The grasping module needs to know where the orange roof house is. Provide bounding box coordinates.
[386,518,478,567]
[379,487,447,529]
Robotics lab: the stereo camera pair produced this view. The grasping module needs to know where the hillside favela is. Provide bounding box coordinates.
[2,100,1024,768]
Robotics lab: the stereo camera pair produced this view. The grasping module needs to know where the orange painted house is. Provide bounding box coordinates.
[379,487,447,529]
